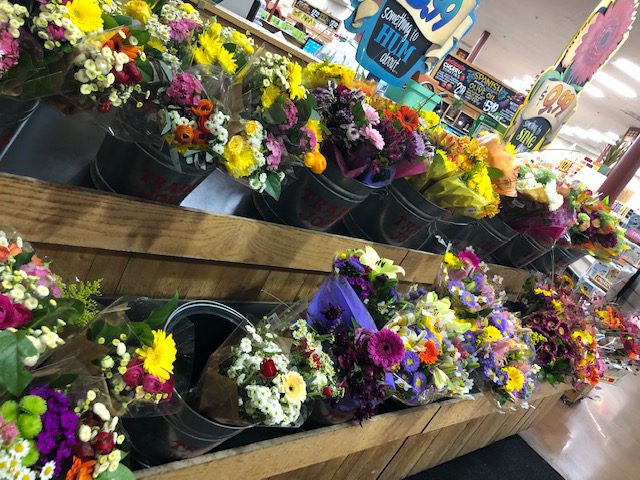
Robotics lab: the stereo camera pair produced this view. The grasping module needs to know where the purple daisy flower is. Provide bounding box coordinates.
[412,372,427,394]
[448,280,465,296]
[368,329,405,369]
[459,290,480,309]
[402,351,420,373]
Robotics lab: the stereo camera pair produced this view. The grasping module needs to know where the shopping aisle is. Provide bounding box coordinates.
[521,374,640,480]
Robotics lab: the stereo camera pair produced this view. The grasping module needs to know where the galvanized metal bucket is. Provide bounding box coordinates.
[91,135,215,204]
[123,301,251,465]
[342,179,446,249]
[470,217,519,260]
[0,96,39,152]
[492,234,551,269]
[254,158,378,232]
[530,247,586,274]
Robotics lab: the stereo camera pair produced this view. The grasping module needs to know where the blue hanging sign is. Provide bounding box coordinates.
[346,0,480,86]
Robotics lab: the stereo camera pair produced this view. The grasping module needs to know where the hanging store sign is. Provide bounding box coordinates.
[294,0,341,30]
[346,0,480,86]
[506,0,639,152]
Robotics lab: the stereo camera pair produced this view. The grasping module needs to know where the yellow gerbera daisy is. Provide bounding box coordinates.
[261,84,281,109]
[217,47,237,74]
[66,0,104,33]
[287,61,306,100]
[482,325,502,343]
[282,371,306,404]
[135,330,177,382]
[503,366,525,393]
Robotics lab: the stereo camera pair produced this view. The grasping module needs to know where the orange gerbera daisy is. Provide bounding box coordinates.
[103,28,141,61]
[396,105,419,132]
[67,457,96,480]
[419,340,439,365]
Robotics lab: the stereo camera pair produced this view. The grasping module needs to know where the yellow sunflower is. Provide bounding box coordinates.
[135,330,177,382]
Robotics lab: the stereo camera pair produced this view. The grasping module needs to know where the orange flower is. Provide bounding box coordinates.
[419,340,439,365]
[0,243,21,262]
[192,129,208,145]
[103,28,141,61]
[192,99,213,117]
[396,106,419,132]
[67,457,96,480]
[175,125,194,144]
[304,150,327,174]
[354,80,377,97]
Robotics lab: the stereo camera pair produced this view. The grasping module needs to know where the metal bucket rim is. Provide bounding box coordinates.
[308,165,378,201]
[387,184,443,222]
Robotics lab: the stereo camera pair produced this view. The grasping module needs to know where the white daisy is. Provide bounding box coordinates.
[11,440,30,459]
[39,461,56,480]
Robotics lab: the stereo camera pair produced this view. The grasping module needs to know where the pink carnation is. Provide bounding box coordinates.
[265,133,283,170]
[164,72,203,107]
[361,125,384,150]
[168,19,200,43]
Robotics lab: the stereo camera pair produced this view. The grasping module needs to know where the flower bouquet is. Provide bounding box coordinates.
[307,247,407,421]
[0,229,92,397]
[384,289,474,405]
[520,276,604,388]
[195,313,340,427]
[569,189,628,260]
[410,128,500,219]
[0,377,134,480]
[302,60,356,90]
[593,303,640,364]
[222,51,323,198]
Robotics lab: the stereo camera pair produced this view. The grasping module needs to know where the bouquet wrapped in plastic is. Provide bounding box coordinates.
[384,288,474,405]
[221,51,324,198]
[195,309,341,427]
[476,133,520,197]
[410,128,500,219]
[569,188,628,260]
[0,228,92,397]
[307,246,407,421]
[520,275,605,388]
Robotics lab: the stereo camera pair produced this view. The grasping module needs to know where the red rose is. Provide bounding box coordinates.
[122,358,145,387]
[322,386,333,398]
[93,431,115,455]
[73,441,95,460]
[260,359,277,379]
[12,304,32,329]
[142,374,163,394]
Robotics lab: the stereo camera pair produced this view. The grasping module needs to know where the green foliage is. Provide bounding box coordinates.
[263,171,282,200]
[487,167,505,180]
[96,464,135,480]
[63,280,103,328]
[0,331,37,396]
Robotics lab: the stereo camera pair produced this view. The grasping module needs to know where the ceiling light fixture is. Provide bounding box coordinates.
[588,129,608,143]
[583,84,605,97]
[593,71,637,98]
[613,58,640,81]
[605,131,621,142]
[572,126,588,139]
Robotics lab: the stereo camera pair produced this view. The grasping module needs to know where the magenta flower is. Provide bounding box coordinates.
[123,358,145,387]
[367,329,405,369]
[265,133,283,170]
[0,29,20,78]
[168,19,200,43]
[142,374,164,394]
[0,294,32,329]
[164,72,204,107]
[458,249,480,271]
[47,22,66,41]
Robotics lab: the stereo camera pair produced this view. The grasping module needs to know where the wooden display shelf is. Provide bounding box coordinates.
[0,173,529,302]
[136,383,571,480]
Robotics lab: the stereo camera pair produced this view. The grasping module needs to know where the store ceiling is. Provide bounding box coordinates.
[457,0,640,154]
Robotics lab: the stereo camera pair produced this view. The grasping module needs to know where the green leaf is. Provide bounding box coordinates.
[113,15,133,26]
[352,101,365,125]
[487,166,505,180]
[146,292,179,329]
[130,29,151,46]
[263,171,282,200]
[96,464,135,480]
[102,13,118,30]
[129,322,153,346]
[136,58,154,84]
[0,331,37,396]
[30,298,84,330]
[12,251,34,269]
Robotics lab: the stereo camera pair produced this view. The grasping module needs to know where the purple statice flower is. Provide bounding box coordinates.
[407,286,428,301]
[168,18,200,43]
[0,29,20,78]
[402,351,420,373]
[282,99,298,129]
[368,329,405,369]
[265,133,283,170]
[346,276,373,300]
[29,384,78,475]
[459,290,480,310]
[164,72,203,107]
[412,372,427,394]
[347,256,366,274]
[411,132,426,157]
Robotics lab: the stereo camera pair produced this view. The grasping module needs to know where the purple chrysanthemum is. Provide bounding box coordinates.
[367,329,405,369]
[401,351,420,373]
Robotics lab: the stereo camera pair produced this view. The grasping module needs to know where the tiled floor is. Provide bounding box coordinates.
[521,374,640,480]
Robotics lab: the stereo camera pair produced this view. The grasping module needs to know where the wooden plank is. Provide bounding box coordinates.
[377,427,440,480]
[34,244,96,283]
[0,174,406,274]
[85,251,130,296]
[424,394,495,432]
[137,404,439,480]
[266,457,347,480]
[407,422,470,475]
[330,440,405,480]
